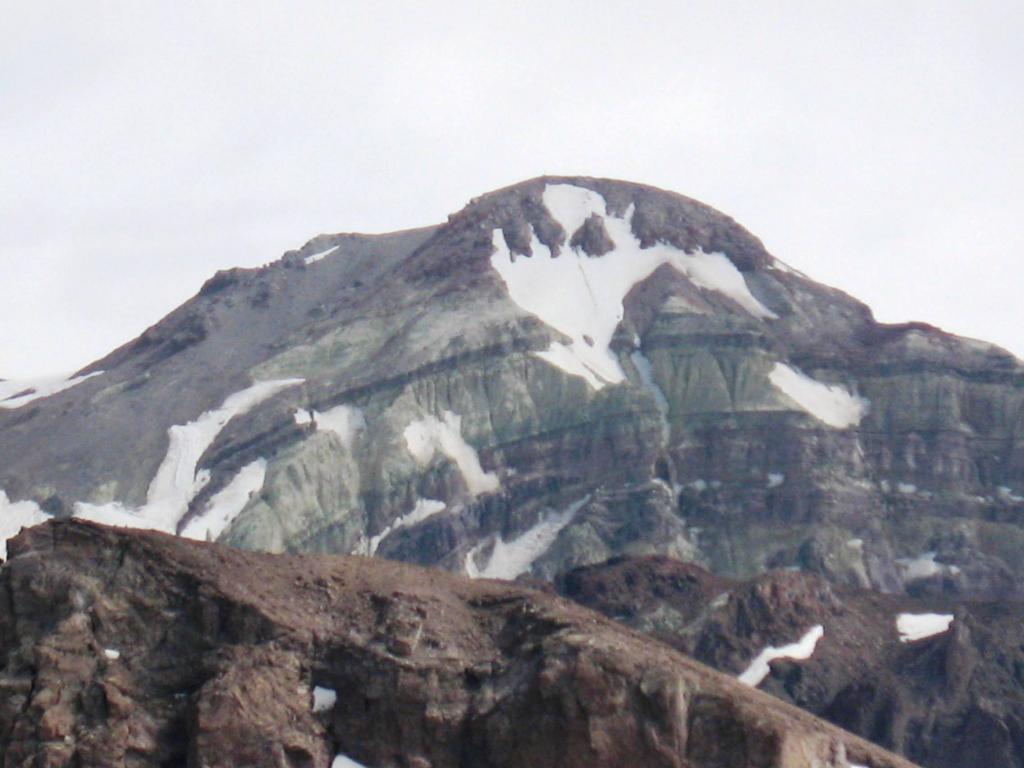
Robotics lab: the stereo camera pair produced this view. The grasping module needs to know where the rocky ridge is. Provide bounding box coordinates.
[0,519,915,768]
[555,555,1024,768]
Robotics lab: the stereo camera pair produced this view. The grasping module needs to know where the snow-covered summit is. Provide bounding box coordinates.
[490,183,776,389]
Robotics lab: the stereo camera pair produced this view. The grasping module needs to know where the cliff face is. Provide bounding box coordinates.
[0,520,915,768]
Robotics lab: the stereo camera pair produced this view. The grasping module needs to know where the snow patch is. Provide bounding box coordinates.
[139,379,303,529]
[466,496,589,580]
[542,183,608,237]
[331,756,369,768]
[491,184,775,389]
[0,491,51,560]
[897,482,917,494]
[0,371,102,410]
[304,245,338,265]
[181,459,267,541]
[897,613,954,643]
[74,379,303,532]
[766,472,785,488]
[404,411,499,496]
[315,405,366,449]
[768,363,867,428]
[365,499,446,556]
[103,649,120,660]
[738,625,824,687]
[312,685,337,713]
[998,486,1024,503]
[535,343,606,390]
[897,551,960,582]
[710,592,730,609]
[296,404,366,449]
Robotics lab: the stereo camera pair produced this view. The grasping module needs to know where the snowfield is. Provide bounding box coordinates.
[465,496,590,580]
[897,613,954,643]
[303,244,338,265]
[138,378,304,530]
[312,686,337,713]
[490,183,776,389]
[896,551,960,582]
[768,363,867,428]
[404,411,499,497]
[363,498,446,556]
[75,379,302,532]
[0,371,103,410]
[294,404,366,449]
[181,459,268,542]
[73,503,173,533]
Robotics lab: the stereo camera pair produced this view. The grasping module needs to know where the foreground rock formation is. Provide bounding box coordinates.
[0,520,913,768]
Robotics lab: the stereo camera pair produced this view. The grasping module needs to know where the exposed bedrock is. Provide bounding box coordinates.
[556,555,1024,768]
[0,520,916,768]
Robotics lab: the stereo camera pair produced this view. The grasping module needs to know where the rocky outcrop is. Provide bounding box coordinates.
[0,520,915,768]
[556,555,1024,768]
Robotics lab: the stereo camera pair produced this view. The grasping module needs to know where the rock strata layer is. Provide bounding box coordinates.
[1,177,1021,601]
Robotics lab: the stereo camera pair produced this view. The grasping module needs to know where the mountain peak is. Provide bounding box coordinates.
[419,176,773,278]
[2,174,1023,767]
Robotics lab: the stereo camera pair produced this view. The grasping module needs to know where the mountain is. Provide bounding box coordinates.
[1,176,1022,765]
[0,519,914,768]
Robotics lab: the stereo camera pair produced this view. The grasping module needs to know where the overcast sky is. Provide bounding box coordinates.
[2,2,1021,377]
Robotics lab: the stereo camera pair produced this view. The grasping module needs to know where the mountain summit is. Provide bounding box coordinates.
[1,176,1021,598]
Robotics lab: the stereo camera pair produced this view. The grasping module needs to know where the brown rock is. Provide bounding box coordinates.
[569,213,615,256]
[556,555,1024,768]
[0,520,917,768]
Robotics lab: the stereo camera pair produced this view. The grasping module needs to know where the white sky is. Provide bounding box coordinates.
[2,2,1022,377]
